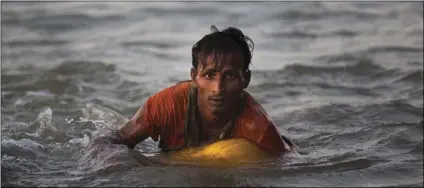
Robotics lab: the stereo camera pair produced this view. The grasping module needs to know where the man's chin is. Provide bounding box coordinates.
[210,107,228,116]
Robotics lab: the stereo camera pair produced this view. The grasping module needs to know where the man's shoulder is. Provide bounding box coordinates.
[165,80,192,93]
[234,91,277,141]
[243,91,273,122]
[148,80,192,102]
[239,91,280,131]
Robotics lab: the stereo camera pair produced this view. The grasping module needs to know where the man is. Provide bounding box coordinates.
[107,25,295,156]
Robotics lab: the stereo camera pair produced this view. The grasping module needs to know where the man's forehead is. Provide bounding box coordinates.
[201,53,244,69]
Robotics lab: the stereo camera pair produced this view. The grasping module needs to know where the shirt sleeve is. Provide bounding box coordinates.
[232,91,291,155]
[130,96,164,142]
[258,122,291,155]
[129,82,190,142]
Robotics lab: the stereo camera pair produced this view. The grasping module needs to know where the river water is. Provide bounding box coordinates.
[1,2,423,187]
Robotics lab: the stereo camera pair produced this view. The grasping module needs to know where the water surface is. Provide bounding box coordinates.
[1,2,423,187]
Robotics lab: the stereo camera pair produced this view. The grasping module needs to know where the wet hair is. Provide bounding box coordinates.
[191,25,254,72]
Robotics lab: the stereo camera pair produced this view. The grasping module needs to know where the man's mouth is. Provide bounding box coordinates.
[209,97,225,106]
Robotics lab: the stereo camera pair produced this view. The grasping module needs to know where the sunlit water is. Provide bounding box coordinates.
[1,2,423,187]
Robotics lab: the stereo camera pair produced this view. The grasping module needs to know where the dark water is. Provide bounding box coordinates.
[1,2,423,187]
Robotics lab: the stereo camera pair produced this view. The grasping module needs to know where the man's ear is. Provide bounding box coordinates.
[243,69,251,89]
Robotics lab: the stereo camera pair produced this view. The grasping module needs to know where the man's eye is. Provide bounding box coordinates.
[226,74,236,79]
[205,73,213,79]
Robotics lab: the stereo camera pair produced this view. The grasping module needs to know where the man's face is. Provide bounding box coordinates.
[191,52,250,116]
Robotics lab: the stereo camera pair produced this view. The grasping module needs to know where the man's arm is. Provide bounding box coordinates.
[111,120,150,149]
[91,105,150,149]
[236,91,294,155]
[94,82,189,148]
[259,124,293,154]
[112,102,157,149]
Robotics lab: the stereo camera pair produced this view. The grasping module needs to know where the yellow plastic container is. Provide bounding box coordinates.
[166,138,272,167]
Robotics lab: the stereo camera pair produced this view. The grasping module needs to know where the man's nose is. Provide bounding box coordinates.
[212,77,224,94]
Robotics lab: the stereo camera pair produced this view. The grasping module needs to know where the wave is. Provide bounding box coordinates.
[121,40,182,50]
[265,29,359,39]
[4,12,124,33]
[272,9,379,22]
[253,58,421,90]
[393,70,423,83]
[280,101,422,125]
[364,46,423,54]
[282,58,387,76]
[1,138,47,159]
[3,39,68,47]
[135,5,220,17]
[1,61,121,96]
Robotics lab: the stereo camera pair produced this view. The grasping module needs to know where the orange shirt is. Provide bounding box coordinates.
[130,81,292,155]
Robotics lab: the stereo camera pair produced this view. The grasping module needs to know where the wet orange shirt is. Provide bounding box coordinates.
[130,81,291,155]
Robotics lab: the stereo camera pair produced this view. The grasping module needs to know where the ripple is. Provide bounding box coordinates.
[3,39,68,47]
[393,70,423,83]
[266,30,318,39]
[282,58,385,76]
[141,5,220,17]
[265,29,359,39]
[364,46,423,54]
[272,9,379,22]
[1,138,47,159]
[121,40,182,49]
[21,13,124,34]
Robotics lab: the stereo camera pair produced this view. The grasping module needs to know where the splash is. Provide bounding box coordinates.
[26,107,57,138]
